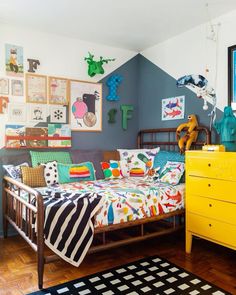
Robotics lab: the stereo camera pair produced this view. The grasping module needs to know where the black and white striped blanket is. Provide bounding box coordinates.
[40,190,103,267]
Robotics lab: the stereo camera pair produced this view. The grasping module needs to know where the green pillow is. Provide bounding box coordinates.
[30,151,72,167]
[58,162,96,184]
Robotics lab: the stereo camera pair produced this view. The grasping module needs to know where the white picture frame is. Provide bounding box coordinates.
[50,105,67,123]
[162,96,185,121]
[29,103,48,123]
[8,103,27,122]
[0,78,9,95]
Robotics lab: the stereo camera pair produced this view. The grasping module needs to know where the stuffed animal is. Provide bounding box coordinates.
[176,114,199,154]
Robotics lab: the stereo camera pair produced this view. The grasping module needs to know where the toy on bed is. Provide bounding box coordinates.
[176,114,199,154]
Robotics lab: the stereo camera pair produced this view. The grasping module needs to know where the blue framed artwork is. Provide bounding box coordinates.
[228,45,236,110]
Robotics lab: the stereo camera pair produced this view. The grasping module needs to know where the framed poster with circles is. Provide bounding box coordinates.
[69,79,102,131]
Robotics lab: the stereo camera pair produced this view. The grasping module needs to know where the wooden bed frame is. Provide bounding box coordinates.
[2,126,210,289]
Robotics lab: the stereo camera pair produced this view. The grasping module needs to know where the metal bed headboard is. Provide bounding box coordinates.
[137,126,211,151]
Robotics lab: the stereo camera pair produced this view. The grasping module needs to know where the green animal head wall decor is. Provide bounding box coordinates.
[84,52,115,77]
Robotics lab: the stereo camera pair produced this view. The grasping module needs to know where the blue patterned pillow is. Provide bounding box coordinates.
[153,151,185,183]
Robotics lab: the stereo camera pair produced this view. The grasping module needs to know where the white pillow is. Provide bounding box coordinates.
[3,162,29,182]
[159,161,185,185]
[118,147,160,177]
[41,161,59,186]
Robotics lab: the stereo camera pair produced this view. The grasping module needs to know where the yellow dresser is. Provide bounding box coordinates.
[185,151,236,253]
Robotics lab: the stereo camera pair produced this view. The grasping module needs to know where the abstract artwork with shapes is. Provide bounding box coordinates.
[70,80,102,131]
[50,105,66,123]
[162,96,185,121]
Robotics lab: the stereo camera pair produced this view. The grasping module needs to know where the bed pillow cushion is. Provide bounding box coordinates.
[101,161,123,179]
[30,151,72,167]
[21,166,46,187]
[159,161,185,185]
[3,162,29,182]
[118,148,160,177]
[153,151,185,170]
[41,161,59,186]
[58,162,96,184]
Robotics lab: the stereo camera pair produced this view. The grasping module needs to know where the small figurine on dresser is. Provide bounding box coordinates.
[214,106,236,151]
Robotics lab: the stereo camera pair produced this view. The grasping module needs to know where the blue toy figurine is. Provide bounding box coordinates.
[106,74,123,101]
[214,106,236,151]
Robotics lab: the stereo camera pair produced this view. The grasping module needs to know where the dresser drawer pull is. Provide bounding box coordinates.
[208,183,211,187]
[208,163,211,167]
[209,204,212,207]
[209,224,212,227]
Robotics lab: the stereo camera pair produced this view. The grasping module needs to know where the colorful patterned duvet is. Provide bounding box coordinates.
[33,178,184,228]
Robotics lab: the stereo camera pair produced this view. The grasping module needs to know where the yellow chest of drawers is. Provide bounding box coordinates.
[185,151,236,253]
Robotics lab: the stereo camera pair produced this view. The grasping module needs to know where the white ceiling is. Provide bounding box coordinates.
[1,0,236,51]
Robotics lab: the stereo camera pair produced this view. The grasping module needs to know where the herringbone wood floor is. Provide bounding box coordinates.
[0,232,236,295]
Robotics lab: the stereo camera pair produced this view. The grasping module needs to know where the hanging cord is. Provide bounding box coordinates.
[205,3,220,130]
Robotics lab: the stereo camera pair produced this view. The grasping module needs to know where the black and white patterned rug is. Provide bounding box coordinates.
[28,255,231,295]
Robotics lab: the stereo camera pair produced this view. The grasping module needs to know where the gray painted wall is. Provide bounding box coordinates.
[138,55,222,134]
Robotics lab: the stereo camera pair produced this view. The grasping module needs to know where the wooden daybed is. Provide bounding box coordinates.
[2,127,210,289]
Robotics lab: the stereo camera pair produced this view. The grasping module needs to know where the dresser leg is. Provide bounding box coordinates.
[186,231,192,254]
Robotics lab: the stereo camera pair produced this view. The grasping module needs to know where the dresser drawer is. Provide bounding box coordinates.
[186,152,236,181]
[186,176,236,203]
[186,194,236,225]
[186,213,236,248]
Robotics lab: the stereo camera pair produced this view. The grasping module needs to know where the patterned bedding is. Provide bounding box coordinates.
[30,177,184,228]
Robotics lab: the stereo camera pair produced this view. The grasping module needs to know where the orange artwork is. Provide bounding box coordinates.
[0,96,9,113]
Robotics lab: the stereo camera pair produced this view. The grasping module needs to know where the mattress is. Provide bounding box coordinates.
[23,178,184,228]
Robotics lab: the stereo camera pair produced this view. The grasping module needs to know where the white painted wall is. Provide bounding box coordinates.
[0,23,136,148]
[141,9,236,112]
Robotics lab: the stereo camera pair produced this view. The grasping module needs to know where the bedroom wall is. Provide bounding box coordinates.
[0,23,139,150]
[141,9,236,113]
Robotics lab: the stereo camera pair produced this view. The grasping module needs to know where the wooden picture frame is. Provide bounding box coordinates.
[48,76,68,105]
[69,79,102,131]
[26,73,47,104]
[228,45,236,110]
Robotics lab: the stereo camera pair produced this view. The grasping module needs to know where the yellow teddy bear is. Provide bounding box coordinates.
[176,114,199,154]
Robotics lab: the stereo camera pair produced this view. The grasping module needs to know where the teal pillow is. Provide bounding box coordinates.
[30,151,72,167]
[153,151,185,170]
[58,162,96,184]
[154,151,185,183]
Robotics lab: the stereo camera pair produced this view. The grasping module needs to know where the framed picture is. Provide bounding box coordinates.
[69,79,102,131]
[11,79,24,96]
[26,73,47,104]
[48,76,68,105]
[0,78,9,95]
[162,96,185,120]
[5,44,24,77]
[29,104,48,122]
[228,45,236,110]
[50,105,67,123]
[8,103,27,122]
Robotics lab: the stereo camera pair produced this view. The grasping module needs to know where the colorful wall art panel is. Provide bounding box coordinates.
[70,80,102,131]
[5,44,24,77]
[5,125,26,148]
[161,95,185,120]
[25,127,48,147]
[48,124,71,147]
